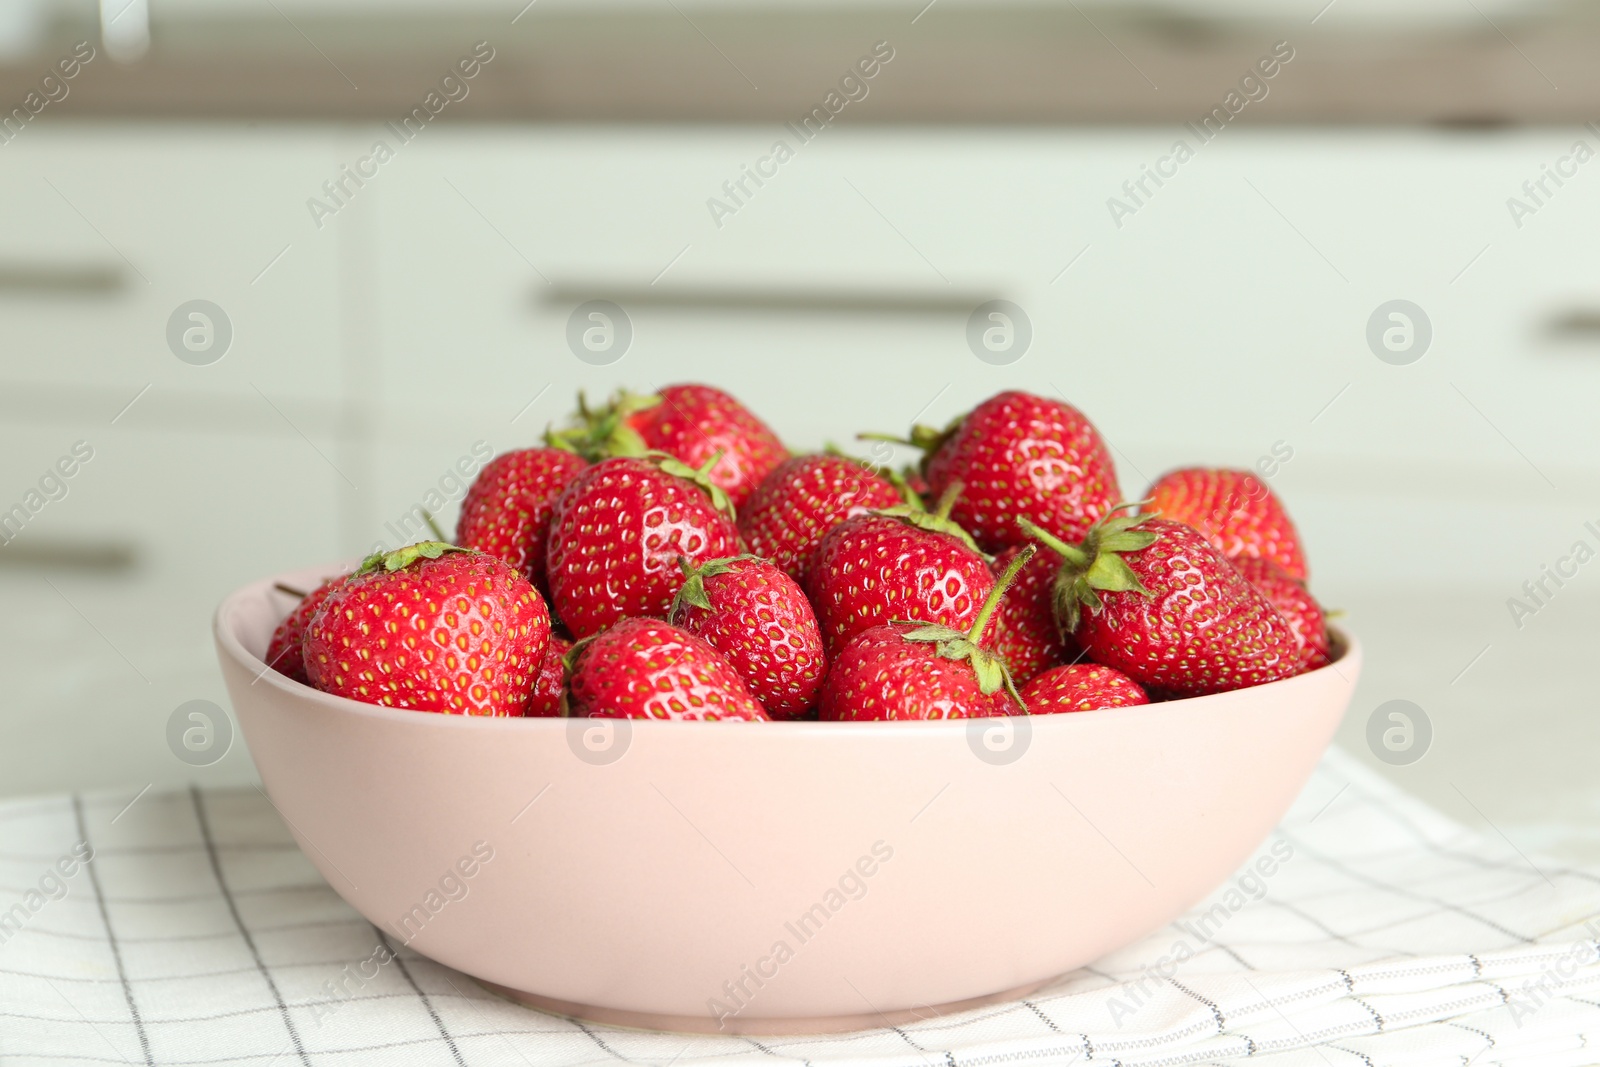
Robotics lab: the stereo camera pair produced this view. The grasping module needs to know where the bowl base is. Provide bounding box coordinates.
[475,978,1052,1035]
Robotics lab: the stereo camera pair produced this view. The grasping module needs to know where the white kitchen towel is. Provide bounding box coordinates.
[3,746,1599,1067]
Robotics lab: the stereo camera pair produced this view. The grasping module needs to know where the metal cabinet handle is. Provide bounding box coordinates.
[541,284,997,315]
[0,262,124,295]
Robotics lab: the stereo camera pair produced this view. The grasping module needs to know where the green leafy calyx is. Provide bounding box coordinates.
[650,450,736,522]
[355,541,468,576]
[897,543,1037,712]
[871,479,985,556]
[1018,504,1158,636]
[545,389,660,461]
[857,410,965,476]
[669,553,760,617]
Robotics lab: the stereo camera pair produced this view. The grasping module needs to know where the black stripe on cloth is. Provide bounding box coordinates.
[1348,995,1385,1031]
[1339,780,1600,891]
[1329,1044,1376,1067]
[0,882,332,903]
[571,1017,639,1062]
[374,927,468,1067]
[1165,977,1227,1033]
[0,1025,617,1066]
[1446,1021,1495,1051]
[0,916,367,943]
[1024,1000,1061,1033]
[72,793,154,1067]
[742,1036,814,1065]
[1277,831,1535,944]
[0,988,574,1029]
[1269,898,1415,957]
[190,788,311,1067]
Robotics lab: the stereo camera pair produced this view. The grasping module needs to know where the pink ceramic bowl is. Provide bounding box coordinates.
[215,562,1361,1035]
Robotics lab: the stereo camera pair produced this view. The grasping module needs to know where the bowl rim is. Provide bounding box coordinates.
[215,563,1360,736]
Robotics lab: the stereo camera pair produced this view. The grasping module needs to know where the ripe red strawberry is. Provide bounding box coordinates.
[1024,512,1302,697]
[871,390,1120,553]
[549,385,787,509]
[668,555,826,719]
[1230,555,1330,671]
[567,617,768,721]
[819,546,1036,721]
[456,448,588,595]
[1022,663,1149,714]
[264,575,347,685]
[304,543,550,716]
[806,494,994,658]
[627,384,787,508]
[545,454,744,639]
[737,454,904,585]
[523,633,571,718]
[986,544,1078,687]
[1145,467,1307,581]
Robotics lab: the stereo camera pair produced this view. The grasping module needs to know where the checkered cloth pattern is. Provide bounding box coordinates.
[4,746,1599,1066]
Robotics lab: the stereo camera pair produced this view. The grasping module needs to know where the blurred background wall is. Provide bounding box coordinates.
[1,0,1597,859]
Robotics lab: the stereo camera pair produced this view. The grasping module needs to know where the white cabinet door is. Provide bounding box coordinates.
[371,127,1600,591]
[0,125,350,404]
[0,127,357,796]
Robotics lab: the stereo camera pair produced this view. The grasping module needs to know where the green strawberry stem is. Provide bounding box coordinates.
[931,479,963,521]
[356,540,469,576]
[273,582,307,599]
[546,389,659,461]
[897,543,1037,711]
[421,510,448,543]
[561,633,596,679]
[857,419,955,456]
[670,553,761,616]
[649,449,736,521]
[967,542,1034,648]
[1015,520,1089,566]
[881,466,922,507]
[869,479,986,556]
[1018,505,1158,635]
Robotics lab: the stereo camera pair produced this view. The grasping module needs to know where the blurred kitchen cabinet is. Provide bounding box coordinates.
[0,422,348,795]
[0,127,360,795]
[0,125,347,406]
[368,127,1600,468]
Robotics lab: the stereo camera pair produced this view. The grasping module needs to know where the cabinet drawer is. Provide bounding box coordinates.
[0,125,347,408]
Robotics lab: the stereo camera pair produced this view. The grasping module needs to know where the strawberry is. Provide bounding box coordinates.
[819,546,1036,721]
[566,617,768,721]
[869,390,1120,553]
[987,544,1078,687]
[524,633,571,718]
[456,448,588,596]
[304,543,550,716]
[1144,467,1307,581]
[1023,511,1302,697]
[668,555,826,719]
[550,385,787,509]
[264,575,347,685]
[1022,663,1149,714]
[1230,555,1330,671]
[805,488,994,658]
[629,384,788,507]
[545,454,744,639]
[737,454,905,585]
